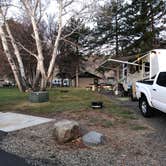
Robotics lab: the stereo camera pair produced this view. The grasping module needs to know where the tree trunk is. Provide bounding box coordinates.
[5,21,27,87]
[5,22,25,78]
[75,65,79,88]
[32,63,40,90]
[40,76,47,91]
[0,25,25,92]
[115,8,119,56]
[47,0,62,79]
[31,16,47,90]
[49,75,53,88]
[21,0,47,90]
[150,3,155,48]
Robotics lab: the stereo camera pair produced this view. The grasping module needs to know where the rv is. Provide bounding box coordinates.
[124,49,166,99]
[106,49,166,99]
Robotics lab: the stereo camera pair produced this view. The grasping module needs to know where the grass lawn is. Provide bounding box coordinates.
[0,87,136,120]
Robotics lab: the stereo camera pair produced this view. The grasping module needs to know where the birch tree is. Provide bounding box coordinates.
[0,3,27,91]
[0,0,93,91]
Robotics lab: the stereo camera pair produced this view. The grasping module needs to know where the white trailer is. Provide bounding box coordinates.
[106,49,166,98]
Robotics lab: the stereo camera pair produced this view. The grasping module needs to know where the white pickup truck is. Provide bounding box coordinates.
[136,71,166,117]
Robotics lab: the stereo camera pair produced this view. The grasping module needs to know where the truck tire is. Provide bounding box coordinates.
[139,96,153,117]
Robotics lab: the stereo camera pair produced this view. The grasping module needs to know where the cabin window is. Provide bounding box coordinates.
[144,62,150,72]
[156,72,166,87]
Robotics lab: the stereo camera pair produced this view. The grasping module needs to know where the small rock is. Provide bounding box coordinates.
[82,131,106,146]
[53,120,81,143]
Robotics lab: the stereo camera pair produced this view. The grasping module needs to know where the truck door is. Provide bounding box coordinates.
[151,72,166,113]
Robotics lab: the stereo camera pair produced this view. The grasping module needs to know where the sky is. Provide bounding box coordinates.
[7,0,98,24]
[6,0,165,37]
[7,0,132,25]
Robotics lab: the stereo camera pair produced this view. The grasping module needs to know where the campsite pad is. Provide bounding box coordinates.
[0,112,53,132]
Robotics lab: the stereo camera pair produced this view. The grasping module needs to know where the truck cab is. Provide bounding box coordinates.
[136,71,166,117]
[151,72,166,112]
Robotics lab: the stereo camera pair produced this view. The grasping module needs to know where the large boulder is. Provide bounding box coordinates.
[82,131,106,146]
[53,120,81,143]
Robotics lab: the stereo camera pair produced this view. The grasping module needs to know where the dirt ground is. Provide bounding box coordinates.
[1,95,166,166]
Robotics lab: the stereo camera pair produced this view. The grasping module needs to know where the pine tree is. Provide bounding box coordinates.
[123,0,166,54]
[56,18,89,87]
[89,0,166,56]
[89,0,128,56]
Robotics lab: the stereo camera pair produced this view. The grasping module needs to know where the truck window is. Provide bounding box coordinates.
[156,72,166,87]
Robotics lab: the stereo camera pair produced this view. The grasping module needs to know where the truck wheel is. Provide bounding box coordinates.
[139,96,153,117]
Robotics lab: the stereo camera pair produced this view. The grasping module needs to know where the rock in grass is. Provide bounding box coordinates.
[53,120,81,143]
[82,131,106,146]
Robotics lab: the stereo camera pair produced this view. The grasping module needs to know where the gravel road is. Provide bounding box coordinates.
[115,95,166,144]
[106,94,166,166]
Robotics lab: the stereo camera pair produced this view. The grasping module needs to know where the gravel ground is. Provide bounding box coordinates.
[1,96,166,166]
[0,122,118,166]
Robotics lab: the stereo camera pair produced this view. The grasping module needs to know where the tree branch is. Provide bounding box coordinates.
[17,42,38,59]
[61,38,80,48]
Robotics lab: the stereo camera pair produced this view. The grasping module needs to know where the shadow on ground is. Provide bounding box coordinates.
[0,149,31,166]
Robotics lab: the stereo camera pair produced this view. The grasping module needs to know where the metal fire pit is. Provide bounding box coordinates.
[29,91,49,103]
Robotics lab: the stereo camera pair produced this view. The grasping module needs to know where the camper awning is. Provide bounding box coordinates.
[99,53,149,70]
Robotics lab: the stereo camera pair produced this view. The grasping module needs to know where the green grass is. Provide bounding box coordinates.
[0,88,27,106]
[116,97,130,101]
[88,117,113,128]
[0,88,26,100]
[106,104,137,120]
[0,88,106,113]
[131,125,148,131]
[102,120,113,128]
[0,88,135,120]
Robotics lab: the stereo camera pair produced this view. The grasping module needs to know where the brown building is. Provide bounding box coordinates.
[72,72,101,88]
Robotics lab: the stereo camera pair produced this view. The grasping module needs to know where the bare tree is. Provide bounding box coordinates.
[0,3,27,91]
[0,0,94,91]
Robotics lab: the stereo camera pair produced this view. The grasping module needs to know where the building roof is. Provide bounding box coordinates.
[72,72,101,79]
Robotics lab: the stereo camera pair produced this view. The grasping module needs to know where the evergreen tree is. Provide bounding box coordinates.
[123,0,166,54]
[56,18,90,87]
[88,0,128,56]
[89,0,166,56]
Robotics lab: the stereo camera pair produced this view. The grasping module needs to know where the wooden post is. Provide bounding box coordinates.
[116,66,120,81]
